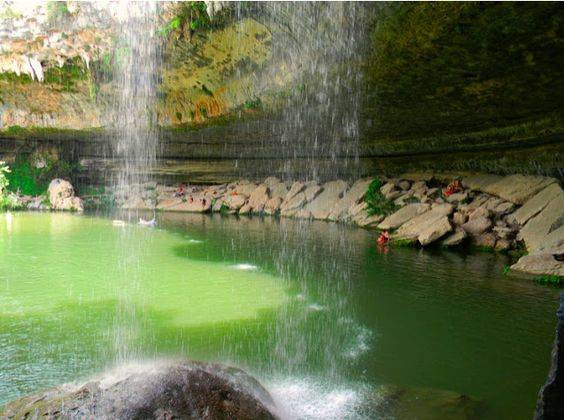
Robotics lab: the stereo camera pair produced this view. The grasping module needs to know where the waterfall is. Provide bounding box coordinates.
[112,0,160,191]
[108,1,160,363]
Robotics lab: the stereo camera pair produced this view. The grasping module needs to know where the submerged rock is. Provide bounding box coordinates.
[1,360,277,420]
[366,384,485,419]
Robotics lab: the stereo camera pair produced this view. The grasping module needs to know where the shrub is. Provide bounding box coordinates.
[534,275,564,286]
[365,179,398,216]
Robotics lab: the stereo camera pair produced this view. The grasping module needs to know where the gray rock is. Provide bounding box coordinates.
[511,244,564,276]
[440,229,467,247]
[464,174,556,204]
[283,181,305,203]
[380,182,396,196]
[48,178,84,212]
[303,180,347,220]
[508,183,564,226]
[246,184,269,213]
[494,201,515,215]
[327,178,373,222]
[378,203,431,230]
[452,211,468,225]
[395,204,454,241]
[534,293,564,420]
[462,216,492,235]
[264,197,283,215]
[468,207,490,220]
[519,192,564,252]
[268,182,289,200]
[397,180,411,191]
[0,360,277,419]
[418,216,452,245]
[446,192,468,203]
[471,233,497,249]
[353,211,384,228]
[226,194,247,211]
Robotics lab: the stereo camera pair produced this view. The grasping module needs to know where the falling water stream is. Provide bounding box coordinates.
[0,2,559,419]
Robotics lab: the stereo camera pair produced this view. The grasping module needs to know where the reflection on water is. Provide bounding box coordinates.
[0,212,559,419]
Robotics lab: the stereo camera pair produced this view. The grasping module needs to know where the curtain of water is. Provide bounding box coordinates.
[108,1,160,363]
[264,2,366,181]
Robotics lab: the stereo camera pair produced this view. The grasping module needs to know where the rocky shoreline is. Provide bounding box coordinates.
[10,172,564,278]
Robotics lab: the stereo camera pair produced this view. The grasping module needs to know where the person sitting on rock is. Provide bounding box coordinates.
[174,184,186,198]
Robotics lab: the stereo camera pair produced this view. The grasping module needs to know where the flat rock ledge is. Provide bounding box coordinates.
[1,360,278,420]
[89,173,564,278]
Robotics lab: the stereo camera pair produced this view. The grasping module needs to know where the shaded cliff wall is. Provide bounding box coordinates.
[0,2,562,184]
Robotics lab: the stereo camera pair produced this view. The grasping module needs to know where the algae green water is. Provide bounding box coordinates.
[0,212,559,418]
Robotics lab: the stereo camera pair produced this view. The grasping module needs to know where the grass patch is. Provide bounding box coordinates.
[5,158,81,196]
[534,275,564,286]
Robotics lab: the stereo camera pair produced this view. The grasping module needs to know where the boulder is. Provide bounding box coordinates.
[246,184,269,213]
[494,239,511,252]
[327,178,372,222]
[48,179,84,212]
[446,192,468,203]
[284,181,306,203]
[165,196,212,213]
[380,182,396,197]
[303,180,347,220]
[264,196,283,215]
[511,245,564,276]
[468,207,490,220]
[268,182,288,200]
[534,293,564,420]
[397,180,411,191]
[471,232,497,249]
[508,183,564,226]
[303,183,322,202]
[494,201,515,215]
[226,194,247,211]
[1,360,277,419]
[418,216,452,246]
[440,229,467,247]
[464,174,556,204]
[462,216,492,235]
[395,204,454,241]
[353,210,384,228]
[280,192,307,215]
[519,192,564,252]
[452,211,468,225]
[377,203,430,230]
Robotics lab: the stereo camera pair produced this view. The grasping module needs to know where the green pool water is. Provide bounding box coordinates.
[0,211,559,418]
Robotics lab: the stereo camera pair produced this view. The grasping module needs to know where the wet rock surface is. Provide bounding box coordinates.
[535,293,564,420]
[1,360,277,420]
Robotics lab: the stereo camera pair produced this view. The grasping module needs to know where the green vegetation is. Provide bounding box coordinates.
[0,162,22,211]
[47,1,70,24]
[367,2,564,140]
[158,2,210,39]
[534,275,564,286]
[5,158,81,196]
[244,97,262,110]
[43,59,88,92]
[365,179,397,216]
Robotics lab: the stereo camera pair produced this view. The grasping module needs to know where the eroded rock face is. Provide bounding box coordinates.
[47,178,83,212]
[1,360,278,420]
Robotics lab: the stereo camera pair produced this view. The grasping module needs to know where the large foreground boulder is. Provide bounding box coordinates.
[535,293,564,420]
[48,179,84,212]
[1,360,277,419]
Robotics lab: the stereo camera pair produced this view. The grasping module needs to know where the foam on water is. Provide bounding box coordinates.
[268,377,372,419]
[231,263,258,271]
